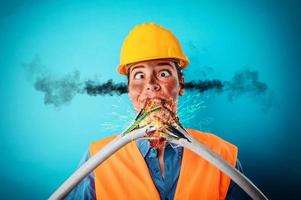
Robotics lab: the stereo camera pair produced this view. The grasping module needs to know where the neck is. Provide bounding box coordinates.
[149,137,166,149]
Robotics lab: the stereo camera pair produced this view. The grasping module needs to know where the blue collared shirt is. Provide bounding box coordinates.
[65,139,250,200]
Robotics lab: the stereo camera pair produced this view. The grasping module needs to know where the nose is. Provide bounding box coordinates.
[147,83,160,91]
[146,76,161,91]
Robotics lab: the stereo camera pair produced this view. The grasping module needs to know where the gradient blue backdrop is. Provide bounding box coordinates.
[1,0,300,199]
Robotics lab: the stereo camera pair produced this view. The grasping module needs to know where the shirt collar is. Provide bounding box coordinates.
[135,138,183,158]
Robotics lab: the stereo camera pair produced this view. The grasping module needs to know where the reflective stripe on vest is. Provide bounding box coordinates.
[90,128,238,200]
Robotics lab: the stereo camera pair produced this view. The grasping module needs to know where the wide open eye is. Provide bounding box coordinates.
[159,70,171,78]
[134,72,145,80]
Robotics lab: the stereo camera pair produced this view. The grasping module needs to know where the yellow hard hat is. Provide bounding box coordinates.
[117,23,189,75]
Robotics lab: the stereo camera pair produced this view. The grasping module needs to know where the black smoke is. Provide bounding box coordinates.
[223,69,268,101]
[23,56,83,107]
[23,57,273,110]
[85,79,127,96]
[185,80,223,92]
[34,71,82,107]
[84,79,224,96]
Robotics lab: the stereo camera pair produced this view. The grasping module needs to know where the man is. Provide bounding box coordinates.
[66,23,250,199]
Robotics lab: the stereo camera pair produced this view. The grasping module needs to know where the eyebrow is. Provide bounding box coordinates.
[157,62,173,67]
[130,62,173,73]
[130,65,144,73]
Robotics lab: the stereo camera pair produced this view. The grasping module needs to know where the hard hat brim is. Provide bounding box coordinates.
[118,57,189,75]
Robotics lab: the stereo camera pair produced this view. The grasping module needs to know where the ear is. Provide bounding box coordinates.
[179,75,185,96]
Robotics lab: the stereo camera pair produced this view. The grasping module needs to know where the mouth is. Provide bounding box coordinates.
[140,97,165,105]
[141,97,174,111]
[138,98,178,131]
[123,98,191,147]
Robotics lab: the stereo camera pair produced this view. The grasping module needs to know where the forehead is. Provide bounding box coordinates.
[128,59,176,73]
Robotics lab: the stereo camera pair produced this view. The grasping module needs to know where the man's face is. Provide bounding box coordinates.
[127,59,185,112]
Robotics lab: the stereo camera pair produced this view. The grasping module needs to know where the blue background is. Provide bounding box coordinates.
[1,0,300,199]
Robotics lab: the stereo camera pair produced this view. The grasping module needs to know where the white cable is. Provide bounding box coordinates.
[168,137,268,200]
[48,125,155,200]
[49,125,268,200]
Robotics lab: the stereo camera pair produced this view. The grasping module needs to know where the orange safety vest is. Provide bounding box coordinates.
[90,128,238,200]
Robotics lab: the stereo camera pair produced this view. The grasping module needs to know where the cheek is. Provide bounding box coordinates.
[163,78,180,98]
[128,82,144,105]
